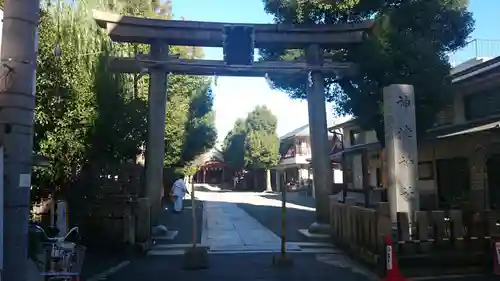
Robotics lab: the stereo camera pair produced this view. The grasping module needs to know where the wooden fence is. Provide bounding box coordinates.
[78,195,138,250]
[330,197,500,276]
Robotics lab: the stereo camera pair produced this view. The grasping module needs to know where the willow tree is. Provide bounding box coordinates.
[34,1,102,197]
[33,0,216,203]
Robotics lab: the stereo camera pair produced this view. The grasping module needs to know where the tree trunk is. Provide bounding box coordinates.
[265,169,272,192]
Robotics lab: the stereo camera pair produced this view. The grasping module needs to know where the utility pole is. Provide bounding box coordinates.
[0,1,40,281]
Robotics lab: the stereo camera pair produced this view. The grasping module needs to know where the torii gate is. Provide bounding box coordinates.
[93,10,373,229]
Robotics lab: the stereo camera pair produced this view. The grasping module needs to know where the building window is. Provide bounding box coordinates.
[350,130,361,146]
[280,142,295,159]
[436,157,470,209]
[464,88,500,121]
[298,139,308,155]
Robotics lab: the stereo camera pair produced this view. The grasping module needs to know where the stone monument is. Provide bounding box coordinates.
[383,84,419,222]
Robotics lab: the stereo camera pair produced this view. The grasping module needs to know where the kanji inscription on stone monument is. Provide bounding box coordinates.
[400,186,415,201]
[398,156,414,167]
[383,85,419,222]
[396,95,411,108]
[396,125,413,140]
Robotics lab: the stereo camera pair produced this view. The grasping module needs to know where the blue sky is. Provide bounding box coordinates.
[171,0,500,143]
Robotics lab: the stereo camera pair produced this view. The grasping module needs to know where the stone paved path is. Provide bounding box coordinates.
[201,200,301,252]
[94,189,377,281]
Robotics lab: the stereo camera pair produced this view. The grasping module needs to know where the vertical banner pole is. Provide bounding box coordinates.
[280,184,287,257]
[0,146,4,277]
[191,179,196,248]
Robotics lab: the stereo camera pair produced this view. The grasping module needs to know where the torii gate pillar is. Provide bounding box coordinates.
[145,42,169,224]
[305,44,333,230]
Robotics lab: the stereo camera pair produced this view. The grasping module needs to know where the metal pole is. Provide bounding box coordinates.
[280,184,287,258]
[191,179,197,248]
[0,1,40,280]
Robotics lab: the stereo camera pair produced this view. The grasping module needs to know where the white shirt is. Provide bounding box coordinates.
[172,179,188,197]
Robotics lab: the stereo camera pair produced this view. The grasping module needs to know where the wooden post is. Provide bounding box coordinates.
[222,167,225,184]
[362,148,370,207]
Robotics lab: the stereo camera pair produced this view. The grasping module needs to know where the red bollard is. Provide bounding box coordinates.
[380,235,408,281]
[493,240,500,275]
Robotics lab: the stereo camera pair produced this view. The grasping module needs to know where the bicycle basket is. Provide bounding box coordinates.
[37,242,86,278]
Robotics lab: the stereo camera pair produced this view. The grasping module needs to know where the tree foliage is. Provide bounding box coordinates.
[244,106,280,169]
[181,84,217,165]
[223,106,280,172]
[32,0,216,200]
[223,118,247,172]
[260,0,474,146]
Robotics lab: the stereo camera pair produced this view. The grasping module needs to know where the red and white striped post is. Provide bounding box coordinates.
[381,235,408,281]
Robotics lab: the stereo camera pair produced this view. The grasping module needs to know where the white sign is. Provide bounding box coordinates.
[19,174,31,188]
[386,245,393,270]
[56,201,68,236]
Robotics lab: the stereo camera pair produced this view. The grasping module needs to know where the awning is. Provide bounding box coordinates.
[328,142,381,161]
[430,120,500,139]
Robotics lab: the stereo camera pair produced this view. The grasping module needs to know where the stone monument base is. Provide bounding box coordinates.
[307,222,330,234]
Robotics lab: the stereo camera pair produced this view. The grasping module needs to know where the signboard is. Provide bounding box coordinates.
[386,244,392,270]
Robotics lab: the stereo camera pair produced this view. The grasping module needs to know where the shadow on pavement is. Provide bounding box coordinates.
[102,253,374,281]
[258,192,316,209]
[81,248,128,280]
[160,198,204,244]
[236,193,317,242]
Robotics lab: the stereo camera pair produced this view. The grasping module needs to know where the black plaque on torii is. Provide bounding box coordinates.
[222,25,255,66]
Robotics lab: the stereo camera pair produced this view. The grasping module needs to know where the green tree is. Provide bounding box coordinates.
[181,84,217,165]
[34,2,101,198]
[244,106,280,192]
[33,0,217,203]
[87,44,147,168]
[260,0,474,146]
[223,118,247,174]
[163,75,216,167]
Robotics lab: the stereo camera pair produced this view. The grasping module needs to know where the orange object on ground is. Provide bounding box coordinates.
[380,235,408,281]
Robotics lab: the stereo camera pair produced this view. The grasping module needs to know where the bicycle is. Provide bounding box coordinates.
[33,226,86,281]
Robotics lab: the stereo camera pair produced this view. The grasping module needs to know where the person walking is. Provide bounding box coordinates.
[171,174,189,213]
